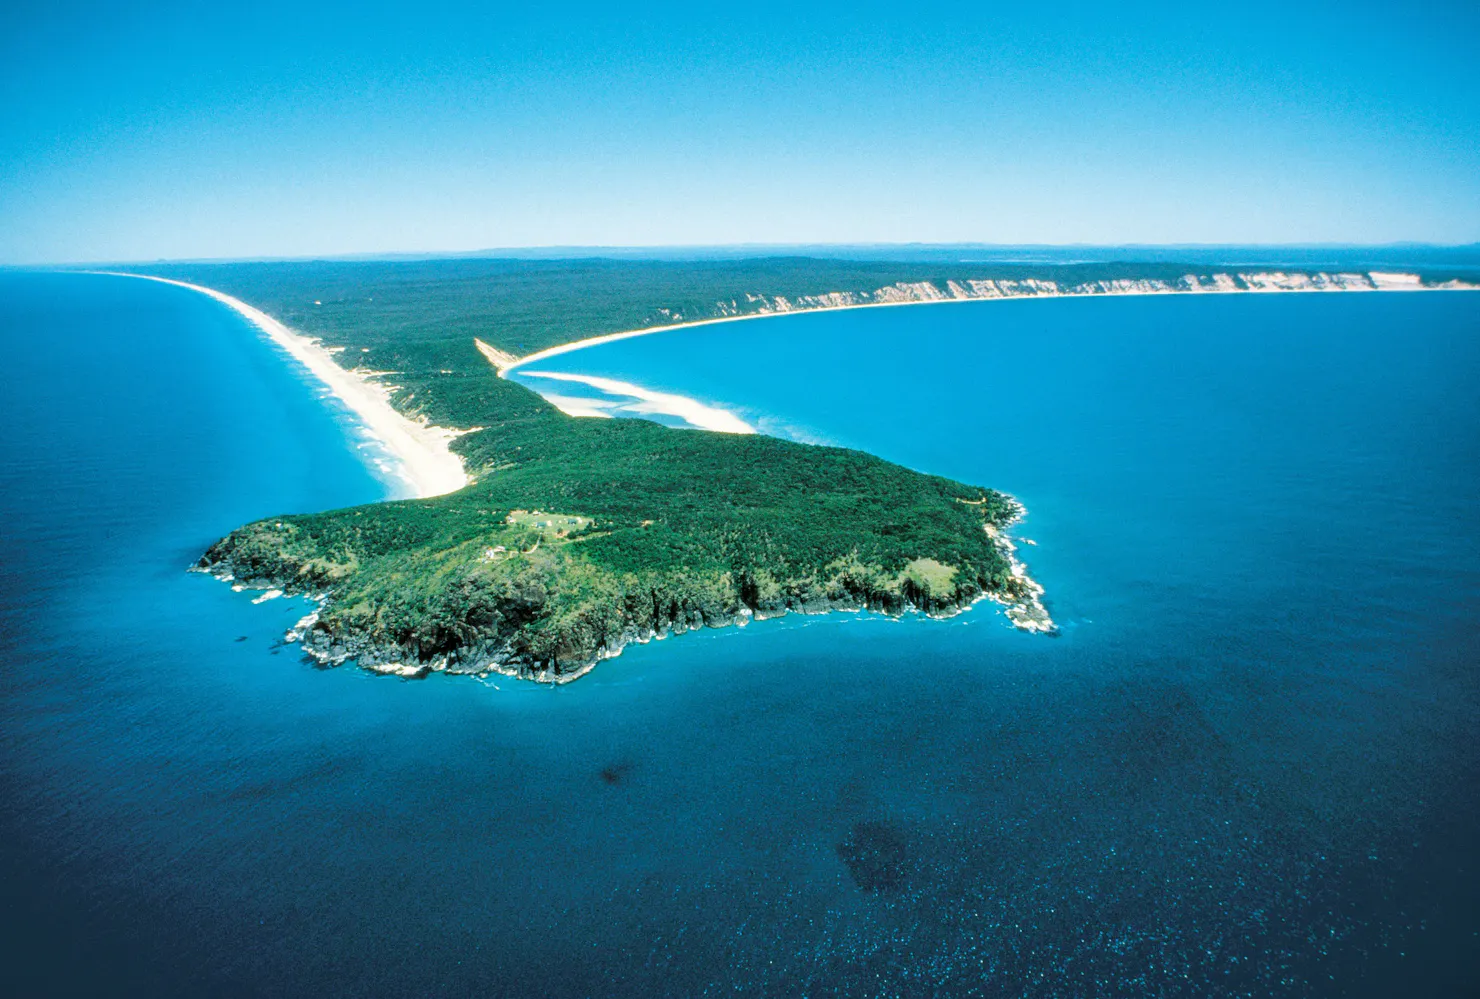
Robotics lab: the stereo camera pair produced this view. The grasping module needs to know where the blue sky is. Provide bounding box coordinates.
[2,1,1477,263]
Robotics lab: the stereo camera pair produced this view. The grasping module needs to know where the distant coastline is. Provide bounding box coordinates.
[498,269,1477,377]
[95,272,468,499]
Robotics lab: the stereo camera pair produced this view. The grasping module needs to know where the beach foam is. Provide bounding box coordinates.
[101,273,469,498]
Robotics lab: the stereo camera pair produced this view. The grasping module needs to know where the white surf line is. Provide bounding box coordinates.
[499,271,1477,374]
[516,369,755,434]
[96,272,469,499]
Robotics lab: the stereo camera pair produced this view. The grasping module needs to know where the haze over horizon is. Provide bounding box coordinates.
[3,0,1478,265]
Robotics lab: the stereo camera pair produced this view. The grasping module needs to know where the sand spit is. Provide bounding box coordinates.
[100,273,469,499]
[474,337,520,372]
[517,369,756,434]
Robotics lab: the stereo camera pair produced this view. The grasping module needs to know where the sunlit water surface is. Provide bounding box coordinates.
[4,274,1478,997]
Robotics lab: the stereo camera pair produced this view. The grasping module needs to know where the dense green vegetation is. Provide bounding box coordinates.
[139,257,1310,429]
[167,254,1423,678]
[146,255,1476,434]
[152,255,1208,366]
[207,418,1029,676]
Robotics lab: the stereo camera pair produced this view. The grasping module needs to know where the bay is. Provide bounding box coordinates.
[4,274,1478,996]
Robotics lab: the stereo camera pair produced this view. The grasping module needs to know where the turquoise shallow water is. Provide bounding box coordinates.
[3,274,1479,996]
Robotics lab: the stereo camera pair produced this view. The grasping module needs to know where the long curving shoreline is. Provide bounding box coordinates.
[498,269,1477,375]
[97,272,469,499]
[94,268,1475,496]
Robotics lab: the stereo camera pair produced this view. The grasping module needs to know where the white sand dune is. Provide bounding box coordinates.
[516,370,755,434]
[501,270,1474,376]
[101,273,468,499]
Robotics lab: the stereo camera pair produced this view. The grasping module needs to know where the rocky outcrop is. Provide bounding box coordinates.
[196,501,1054,684]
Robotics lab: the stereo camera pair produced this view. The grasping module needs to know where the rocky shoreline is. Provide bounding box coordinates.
[984,499,1056,634]
[196,498,1055,684]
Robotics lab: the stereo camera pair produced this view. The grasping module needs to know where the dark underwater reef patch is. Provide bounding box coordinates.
[837,820,908,892]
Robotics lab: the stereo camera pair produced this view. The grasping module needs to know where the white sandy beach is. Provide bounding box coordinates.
[102,273,468,499]
[500,270,1475,375]
[518,369,756,434]
[494,269,1478,436]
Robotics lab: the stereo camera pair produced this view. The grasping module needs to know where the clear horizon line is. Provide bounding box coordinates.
[7,239,1480,270]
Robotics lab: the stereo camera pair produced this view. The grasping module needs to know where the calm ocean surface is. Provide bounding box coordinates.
[3,273,1478,997]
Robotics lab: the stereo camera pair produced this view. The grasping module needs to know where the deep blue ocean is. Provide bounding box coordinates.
[3,273,1478,997]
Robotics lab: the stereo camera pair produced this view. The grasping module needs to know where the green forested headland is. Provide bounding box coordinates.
[153,255,1431,678]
